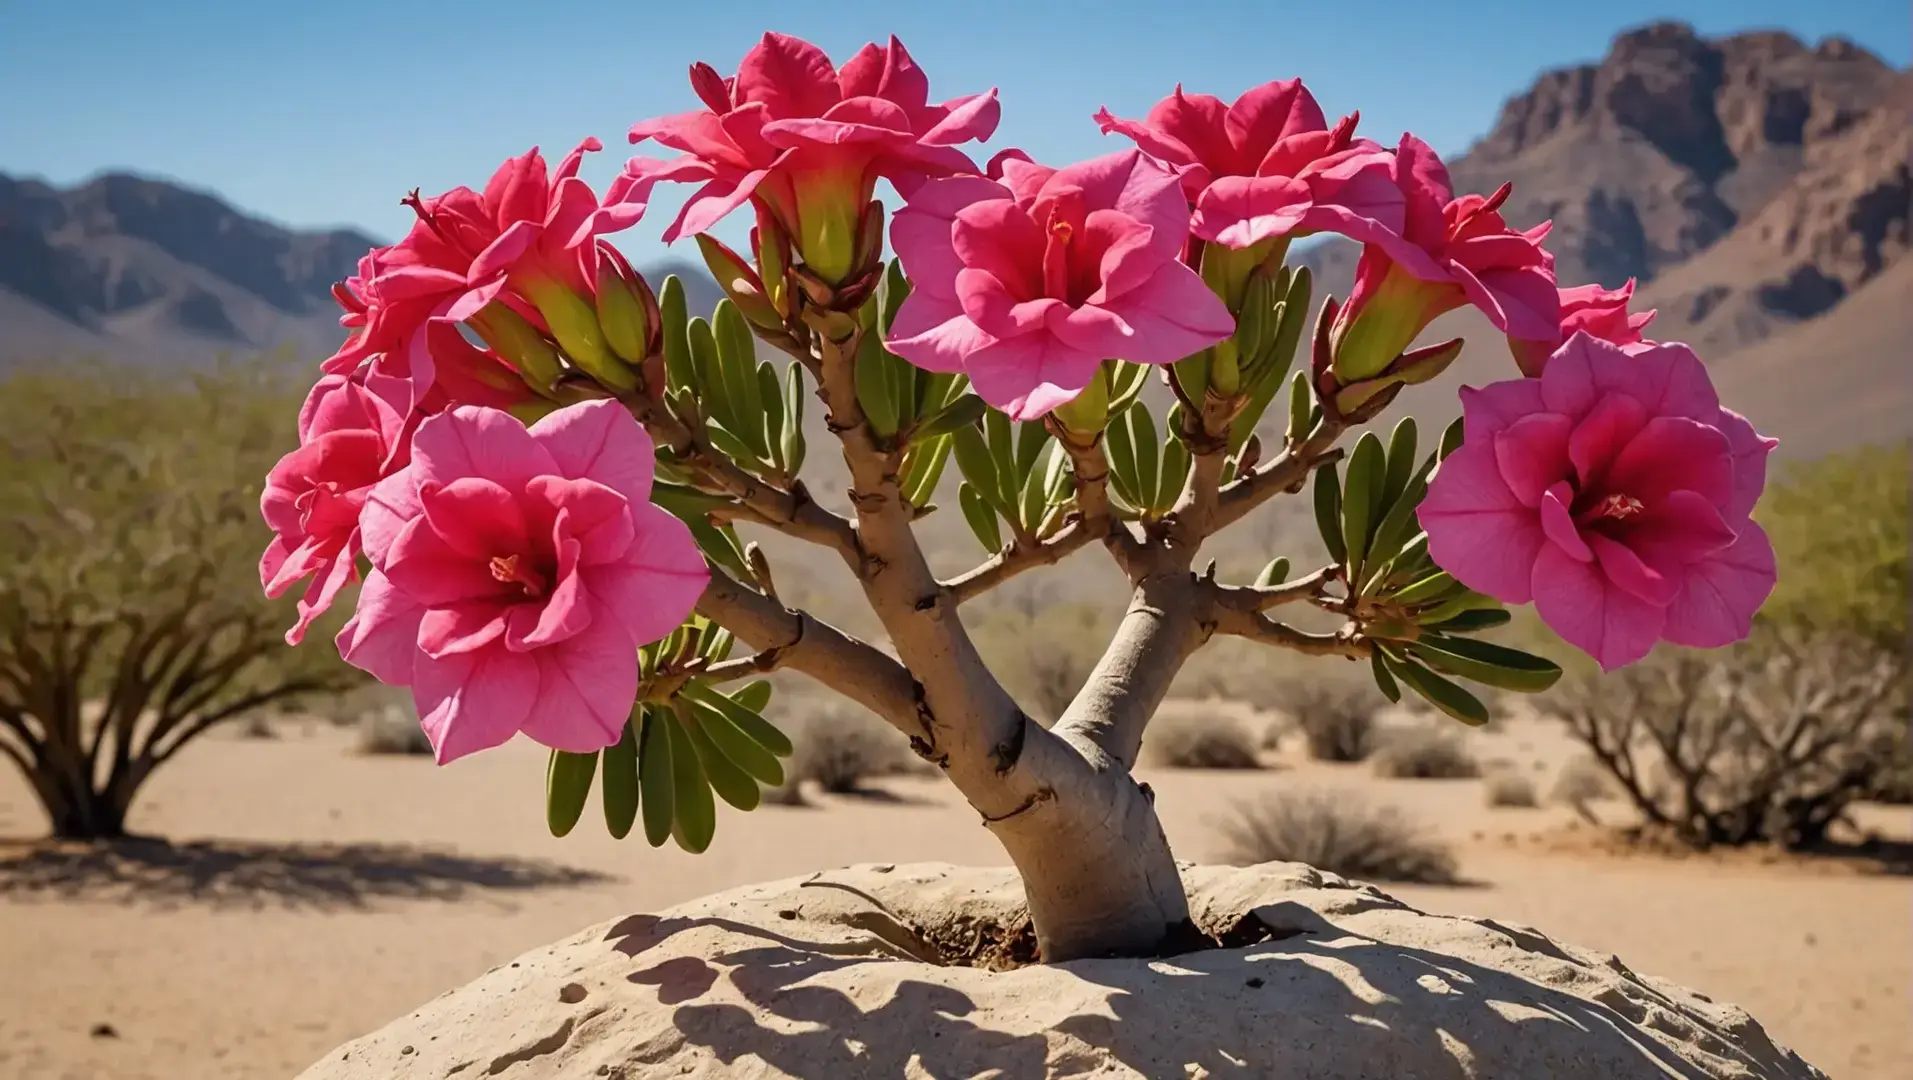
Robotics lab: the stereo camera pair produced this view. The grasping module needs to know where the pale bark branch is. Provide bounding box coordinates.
[942,520,1095,606]
[1209,420,1346,536]
[1211,566,1339,612]
[1052,571,1213,769]
[1210,603,1370,658]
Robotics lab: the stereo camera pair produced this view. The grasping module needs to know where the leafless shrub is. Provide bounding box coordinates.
[1545,628,1907,849]
[1371,729,1480,780]
[1214,790,1458,884]
[1141,701,1263,769]
[356,705,433,756]
[1288,683,1384,762]
[1484,772,1539,809]
[791,702,916,794]
[1549,753,1618,824]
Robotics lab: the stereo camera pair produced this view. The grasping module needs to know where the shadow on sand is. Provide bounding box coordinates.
[0,836,612,910]
[584,900,1795,1080]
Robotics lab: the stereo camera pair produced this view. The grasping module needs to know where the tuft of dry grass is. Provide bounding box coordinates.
[1288,684,1384,762]
[1484,772,1540,809]
[1371,729,1480,780]
[355,706,432,756]
[1141,701,1264,770]
[788,702,917,794]
[1213,790,1459,884]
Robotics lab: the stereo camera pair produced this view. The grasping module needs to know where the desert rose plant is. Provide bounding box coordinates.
[263,32,1778,960]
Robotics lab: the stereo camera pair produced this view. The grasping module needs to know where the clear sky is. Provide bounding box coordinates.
[2,0,1905,255]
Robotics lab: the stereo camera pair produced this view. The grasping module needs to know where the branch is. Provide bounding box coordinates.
[694,570,922,737]
[626,395,861,565]
[1209,603,1370,658]
[148,676,346,766]
[1209,566,1339,612]
[1208,420,1347,536]
[1052,571,1213,769]
[942,520,1096,606]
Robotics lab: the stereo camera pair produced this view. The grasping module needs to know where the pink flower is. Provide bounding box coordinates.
[1418,333,1778,671]
[1329,135,1559,382]
[334,401,710,764]
[260,372,409,645]
[601,33,999,284]
[1094,80,1402,252]
[323,140,607,410]
[885,149,1234,420]
[1507,280,1658,377]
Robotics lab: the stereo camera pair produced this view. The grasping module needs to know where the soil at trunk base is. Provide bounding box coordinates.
[299,862,1825,1080]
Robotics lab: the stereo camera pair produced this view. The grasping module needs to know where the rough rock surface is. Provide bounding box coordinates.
[301,862,1826,1080]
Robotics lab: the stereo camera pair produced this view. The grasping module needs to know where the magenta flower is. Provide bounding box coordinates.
[260,372,409,645]
[323,140,607,410]
[334,401,709,764]
[1329,135,1559,382]
[1507,280,1658,377]
[600,33,999,284]
[1419,333,1778,671]
[1094,80,1402,252]
[885,149,1234,420]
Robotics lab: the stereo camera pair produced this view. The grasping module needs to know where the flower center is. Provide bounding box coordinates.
[1042,213,1075,301]
[488,553,547,599]
[1587,492,1645,522]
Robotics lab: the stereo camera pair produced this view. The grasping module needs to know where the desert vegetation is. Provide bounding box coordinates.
[0,364,361,838]
[1214,790,1460,884]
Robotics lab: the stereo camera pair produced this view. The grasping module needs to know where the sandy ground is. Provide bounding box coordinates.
[0,714,1907,1080]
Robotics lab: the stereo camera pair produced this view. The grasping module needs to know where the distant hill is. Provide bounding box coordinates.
[0,171,380,366]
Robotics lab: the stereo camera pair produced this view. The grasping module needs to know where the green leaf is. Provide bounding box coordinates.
[1130,405,1161,515]
[683,696,785,787]
[1439,416,1465,459]
[901,434,953,508]
[984,409,1017,509]
[686,516,749,580]
[730,679,773,714]
[1157,425,1191,512]
[1341,432,1386,576]
[854,328,900,438]
[664,710,716,853]
[660,275,693,394]
[1422,608,1512,633]
[687,317,732,430]
[878,259,911,338]
[1364,472,1428,580]
[713,301,766,456]
[911,394,988,444]
[1108,361,1149,415]
[1015,417,1050,480]
[1408,635,1563,694]
[1384,654,1490,726]
[1286,369,1313,447]
[678,700,761,811]
[1253,557,1290,588]
[1018,445,1052,532]
[1392,570,1459,607]
[1313,464,1346,562]
[637,708,675,847]
[951,425,1008,515]
[600,717,640,839]
[959,483,1003,552]
[1369,652,1401,704]
[1381,417,1418,510]
[545,749,597,838]
[757,362,786,472]
[1415,590,1501,626]
[683,681,794,757]
[703,421,759,472]
[781,362,806,477]
[1103,402,1141,506]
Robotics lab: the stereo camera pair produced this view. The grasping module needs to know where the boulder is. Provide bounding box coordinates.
[301,862,1824,1079]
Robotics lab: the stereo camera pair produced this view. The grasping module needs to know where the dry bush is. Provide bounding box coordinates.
[1549,753,1618,812]
[1484,772,1539,809]
[1288,683,1384,762]
[1140,701,1263,770]
[1214,790,1458,884]
[1371,729,1480,780]
[357,705,433,756]
[1545,629,1906,849]
[790,702,917,794]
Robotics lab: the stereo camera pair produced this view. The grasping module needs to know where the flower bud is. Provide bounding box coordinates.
[695,233,782,331]
[1050,362,1111,440]
[1329,264,1455,383]
[1332,337,1465,417]
[468,302,563,395]
[522,278,639,393]
[754,205,793,318]
[595,242,659,367]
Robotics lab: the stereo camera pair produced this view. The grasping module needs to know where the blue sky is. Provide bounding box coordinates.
[2,0,1904,257]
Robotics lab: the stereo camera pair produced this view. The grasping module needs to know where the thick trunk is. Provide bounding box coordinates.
[45,787,129,840]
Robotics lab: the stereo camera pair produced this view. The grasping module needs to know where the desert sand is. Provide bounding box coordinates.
[1,714,1907,1080]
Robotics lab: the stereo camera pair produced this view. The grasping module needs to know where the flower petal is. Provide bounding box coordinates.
[410,406,557,493]
[335,571,425,686]
[1660,523,1776,649]
[1567,391,1649,493]
[419,477,531,561]
[1539,482,1593,562]
[1491,413,1572,508]
[1532,542,1667,672]
[1418,441,1544,604]
[526,400,656,507]
[520,616,642,752]
[413,646,541,764]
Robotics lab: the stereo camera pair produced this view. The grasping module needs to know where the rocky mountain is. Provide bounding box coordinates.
[0,171,381,366]
[1300,21,1910,456]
